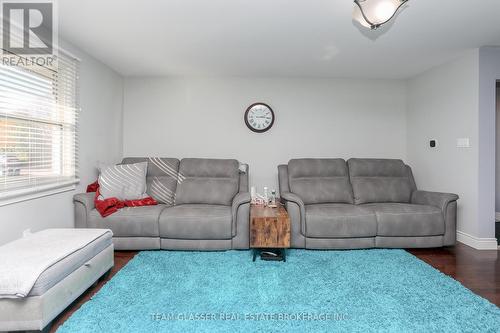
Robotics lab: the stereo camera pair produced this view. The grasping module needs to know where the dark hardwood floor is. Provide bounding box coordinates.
[50,243,499,332]
[408,243,500,306]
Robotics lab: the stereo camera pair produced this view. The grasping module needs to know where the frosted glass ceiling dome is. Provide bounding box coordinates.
[353,0,408,30]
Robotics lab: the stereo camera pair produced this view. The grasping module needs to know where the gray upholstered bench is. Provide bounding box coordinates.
[0,229,114,332]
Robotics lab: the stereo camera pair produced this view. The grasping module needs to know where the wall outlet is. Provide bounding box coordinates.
[456,138,471,148]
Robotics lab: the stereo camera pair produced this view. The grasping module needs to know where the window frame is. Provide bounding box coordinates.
[0,49,80,206]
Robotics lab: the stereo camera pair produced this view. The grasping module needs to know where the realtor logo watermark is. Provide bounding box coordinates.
[1,0,57,66]
[150,312,349,322]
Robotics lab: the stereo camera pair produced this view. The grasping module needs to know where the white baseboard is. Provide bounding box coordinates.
[456,231,498,250]
[496,212,500,221]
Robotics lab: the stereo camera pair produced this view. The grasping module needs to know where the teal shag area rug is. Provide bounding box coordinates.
[57,250,500,333]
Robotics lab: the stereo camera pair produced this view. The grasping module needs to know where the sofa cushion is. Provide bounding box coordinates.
[175,158,239,206]
[122,157,180,206]
[288,159,354,204]
[363,203,444,237]
[159,205,232,240]
[305,204,377,238]
[348,158,414,204]
[88,205,167,237]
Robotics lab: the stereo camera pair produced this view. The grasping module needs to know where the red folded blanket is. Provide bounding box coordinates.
[86,181,157,217]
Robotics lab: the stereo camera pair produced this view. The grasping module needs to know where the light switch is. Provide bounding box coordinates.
[456,138,471,148]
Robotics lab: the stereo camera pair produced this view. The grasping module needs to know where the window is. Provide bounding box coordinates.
[0,52,80,201]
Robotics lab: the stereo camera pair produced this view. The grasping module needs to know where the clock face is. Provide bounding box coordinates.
[244,103,275,133]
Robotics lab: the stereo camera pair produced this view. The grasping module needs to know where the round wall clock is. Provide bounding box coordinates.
[244,103,275,133]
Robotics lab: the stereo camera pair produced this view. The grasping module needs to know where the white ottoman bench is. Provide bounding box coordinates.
[0,228,114,332]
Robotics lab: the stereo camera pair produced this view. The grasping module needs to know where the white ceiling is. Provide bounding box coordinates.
[59,0,500,79]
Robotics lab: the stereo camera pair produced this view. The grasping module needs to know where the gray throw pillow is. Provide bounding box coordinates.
[98,162,148,200]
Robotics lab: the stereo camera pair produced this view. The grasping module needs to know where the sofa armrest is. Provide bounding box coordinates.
[411,190,458,212]
[73,192,95,228]
[411,190,459,246]
[280,191,304,206]
[280,192,306,236]
[232,192,251,209]
[231,192,251,249]
[231,192,251,235]
[278,164,290,193]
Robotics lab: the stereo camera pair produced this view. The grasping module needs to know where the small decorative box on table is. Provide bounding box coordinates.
[250,204,290,261]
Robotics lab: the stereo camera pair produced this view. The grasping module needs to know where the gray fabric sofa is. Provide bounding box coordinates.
[278,158,458,249]
[74,158,251,250]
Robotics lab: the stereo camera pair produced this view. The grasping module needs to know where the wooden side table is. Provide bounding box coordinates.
[250,204,291,261]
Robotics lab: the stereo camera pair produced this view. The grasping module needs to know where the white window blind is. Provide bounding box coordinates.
[0,52,80,201]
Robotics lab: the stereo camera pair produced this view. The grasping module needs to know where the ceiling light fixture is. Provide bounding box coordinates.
[353,0,408,30]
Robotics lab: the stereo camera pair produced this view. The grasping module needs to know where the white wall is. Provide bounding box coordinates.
[122,77,407,191]
[0,40,124,245]
[407,50,480,237]
[407,48,500,245]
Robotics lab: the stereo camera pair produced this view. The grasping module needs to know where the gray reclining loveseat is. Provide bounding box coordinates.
[278,158,458,249]
[74,158,250,250]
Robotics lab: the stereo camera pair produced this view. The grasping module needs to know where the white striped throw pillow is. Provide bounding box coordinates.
[98,162,148,200]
